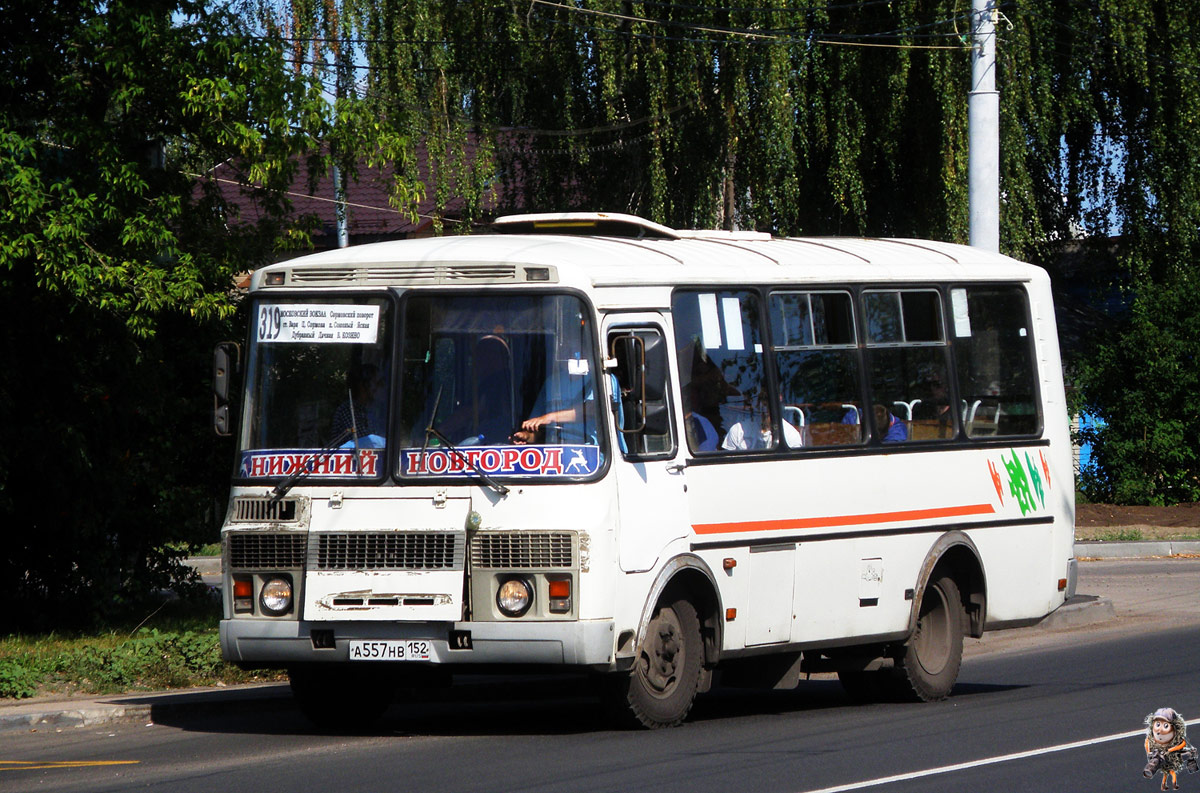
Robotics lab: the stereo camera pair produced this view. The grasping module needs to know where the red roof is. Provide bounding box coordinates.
[203,143,491,254]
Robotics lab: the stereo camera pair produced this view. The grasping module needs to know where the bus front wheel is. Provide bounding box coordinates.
[610,595,703,728]
[895,574,965,701]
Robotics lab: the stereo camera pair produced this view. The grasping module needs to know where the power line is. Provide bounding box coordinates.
[527,0,970,50]
[258,2,973,51]
[192,173,468,225]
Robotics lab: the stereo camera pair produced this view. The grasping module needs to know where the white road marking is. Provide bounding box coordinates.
[797,718,1200,793]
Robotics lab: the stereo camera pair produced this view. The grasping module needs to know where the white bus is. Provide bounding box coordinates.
[215,212,1076,729]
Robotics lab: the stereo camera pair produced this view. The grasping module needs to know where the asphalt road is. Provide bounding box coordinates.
[3,558,1198,793]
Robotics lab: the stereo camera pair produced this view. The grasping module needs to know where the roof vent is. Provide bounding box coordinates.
[493,212,680,240]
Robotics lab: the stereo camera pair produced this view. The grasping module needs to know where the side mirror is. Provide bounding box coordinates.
[610,335,647,432]
[609,330,671,440]
[213,342,240,436]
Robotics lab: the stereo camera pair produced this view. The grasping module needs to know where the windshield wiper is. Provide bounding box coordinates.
[422,388,509,497]
[269,428,353,505]
[347,388,363,475]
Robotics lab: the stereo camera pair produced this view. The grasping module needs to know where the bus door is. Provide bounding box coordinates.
[604,316,688,573]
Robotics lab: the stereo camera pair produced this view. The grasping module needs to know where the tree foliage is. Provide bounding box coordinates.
[0,0,362,629]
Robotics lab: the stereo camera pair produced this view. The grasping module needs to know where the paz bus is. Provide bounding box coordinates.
[214,212,1076,729]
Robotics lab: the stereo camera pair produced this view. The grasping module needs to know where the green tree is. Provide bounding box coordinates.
[268,1,1200,502]
[0,0,376,629]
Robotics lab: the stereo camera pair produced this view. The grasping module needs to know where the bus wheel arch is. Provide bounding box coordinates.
[910,531,987,640]
[891,532,986,702]
[607,555,721,728]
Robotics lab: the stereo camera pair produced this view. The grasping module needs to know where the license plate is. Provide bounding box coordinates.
[347,639,432,661]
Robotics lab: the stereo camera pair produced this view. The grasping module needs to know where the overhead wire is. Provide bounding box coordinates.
[526,0,971,50]
[194,172,468,224]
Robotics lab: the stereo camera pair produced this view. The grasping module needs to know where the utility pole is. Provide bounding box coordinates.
[332,41,350,249]
[334,163,349,248]
[968,0,999,252]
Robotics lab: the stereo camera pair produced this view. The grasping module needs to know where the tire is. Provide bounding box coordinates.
[893,574,965,701]
[607,595,703,729]
[289,664,392,731]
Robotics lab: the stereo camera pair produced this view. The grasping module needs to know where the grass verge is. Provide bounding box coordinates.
[1092,528,1146,542]
[0,599,281,700]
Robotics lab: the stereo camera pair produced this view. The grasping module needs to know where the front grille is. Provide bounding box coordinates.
[230,497,298,523]
[228,532,307,569]
[470,532,575,569]
[313,532,463,571]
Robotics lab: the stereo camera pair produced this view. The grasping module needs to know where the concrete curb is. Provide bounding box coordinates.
[187,556,221,576]
[1075,540,1200,559]
[0,684,293,735]
[1037,594,1116,630]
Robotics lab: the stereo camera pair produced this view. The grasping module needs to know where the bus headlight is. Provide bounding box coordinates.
[496,578,533,617]
[260,577,293,616]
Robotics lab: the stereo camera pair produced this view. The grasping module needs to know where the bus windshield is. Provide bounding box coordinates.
[238,296,393,481]
[397,293,605,480]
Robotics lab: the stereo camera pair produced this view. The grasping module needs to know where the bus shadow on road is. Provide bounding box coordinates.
[147,675,1022,737]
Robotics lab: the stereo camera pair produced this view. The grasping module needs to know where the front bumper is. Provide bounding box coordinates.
[221,618,617,667]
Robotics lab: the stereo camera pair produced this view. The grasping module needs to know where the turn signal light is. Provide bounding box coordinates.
[233,577,253,613]
[1057,578,1068,592]
[548,578,572,614]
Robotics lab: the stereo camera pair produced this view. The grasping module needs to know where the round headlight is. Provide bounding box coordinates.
[496,578,533,617]
[260,577,293,615]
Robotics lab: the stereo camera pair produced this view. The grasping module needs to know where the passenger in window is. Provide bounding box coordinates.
[841,405,906,443]
[683,340,740,438]
[840,405,902,441]
[512,398,591,444]
[912,366,954,436]
[873,405,908,443]
[683,384,719,451]
[721,392,803,451]
[511,360,597,445]
[440,335,515,445]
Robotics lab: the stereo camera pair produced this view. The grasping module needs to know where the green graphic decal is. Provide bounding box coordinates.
[1002,450,1036,516]
[1025,451,1046,510]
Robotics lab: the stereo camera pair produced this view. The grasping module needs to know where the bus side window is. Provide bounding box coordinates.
[770,290,865,447]
[951,286,1041,437]
[672,290,771,453]
[864,289,955,443]
[609,328,673,457]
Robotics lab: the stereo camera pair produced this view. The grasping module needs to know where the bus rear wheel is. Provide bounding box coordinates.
[894,575,964,701]
[609,595,703,729]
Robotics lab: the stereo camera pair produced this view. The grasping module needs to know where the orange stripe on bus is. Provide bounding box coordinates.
[691,503,996,535]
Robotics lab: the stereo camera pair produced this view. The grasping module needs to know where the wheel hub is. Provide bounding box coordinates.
[640,608,684,695]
